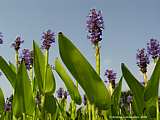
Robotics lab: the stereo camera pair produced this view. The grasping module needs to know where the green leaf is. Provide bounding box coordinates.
[0,56,16,88]
[121,63,144,115]
[144,58,160,101]
[55,58,82,105]
[111,77,122,116]
[145,97,157,118]
[45,65,56,94]
[144,58,160,118]
[9,62,16,73]
[13,62,35,117]
[33,41,44,93]
[33,41,56,94]
[44,95,57,115]
[0,88,5,113]
[58,33,111,109]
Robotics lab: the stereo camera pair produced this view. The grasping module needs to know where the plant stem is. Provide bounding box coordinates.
[30,68,34,93]
[94,44,100,120]
[109,82,113,96]
[71,100,76,120]
[156,97,159,120]
[44,50,49,92]
[153,59,159,120]
[22,113,25,120]
[129,103,132,115]
[143,73,147,87]
[15,50,19,71]
[95,45,100,75]
[87,101,91,120]
[91,104,95,120]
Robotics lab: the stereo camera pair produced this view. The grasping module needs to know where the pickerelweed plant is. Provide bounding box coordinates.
[0,8,160,120]
[11,36,24,69]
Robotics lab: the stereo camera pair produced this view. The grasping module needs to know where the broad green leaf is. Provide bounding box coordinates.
[0,88,4,113]
[144,58,160,118]
[111,77,122,116]
[45,65,56,94]
[13,62,35,117]
[145,97,157,118]
[9,62,16,73]
[58,33,111,109]
[33,41,44,93]
[144,58,160,101]
[121,63,144,115]
[55,58,82,105]
[44,95,57,115]
[0,56,16,88]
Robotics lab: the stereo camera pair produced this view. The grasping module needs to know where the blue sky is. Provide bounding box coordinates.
[0,0,160,97]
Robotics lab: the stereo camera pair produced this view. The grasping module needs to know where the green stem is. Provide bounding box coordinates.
[40,95,46,119]
[71,100,76,120]
[143,73,148,87]
[44,50,49,92]
[156,97,159,120]
[15,50,19,71]
[91,44,100,120]
[95,45,100,75]
[153,59,159,120]
[91,104,95,120]
[129,103,132,115]
[22,113,25,120]
[109,82,113,96]
[29,68,34,92]
[88,101,91,120]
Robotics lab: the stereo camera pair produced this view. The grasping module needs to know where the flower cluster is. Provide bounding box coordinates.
[41,29,55,50]
[0,32,3,44]
[127,95,132,104]
[57,88,68,99]
[86,9,104,45]
[11,36,24,51]
[136,48,149,73]
[147,38,160,60]
[104,69,116,88]
[21,49,33,70]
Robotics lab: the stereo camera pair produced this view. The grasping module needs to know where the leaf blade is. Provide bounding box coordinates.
[121,63,144,115]
[111,77,123,116]
[0,56,16,88]
[55,58,82,105]
[13,62,35,117]
[58,33,111,109]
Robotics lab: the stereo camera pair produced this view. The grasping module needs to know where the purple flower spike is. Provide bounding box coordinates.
[57,88,64,99]
[22,49,33,70]
[127,95,132,104]
[147,38,160,60]
[41,29,55,50]
[87,9,104,45]
[0,32,3,44]
[11,36,24,51]
[104,69,116,88]
[136,48,149,73]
